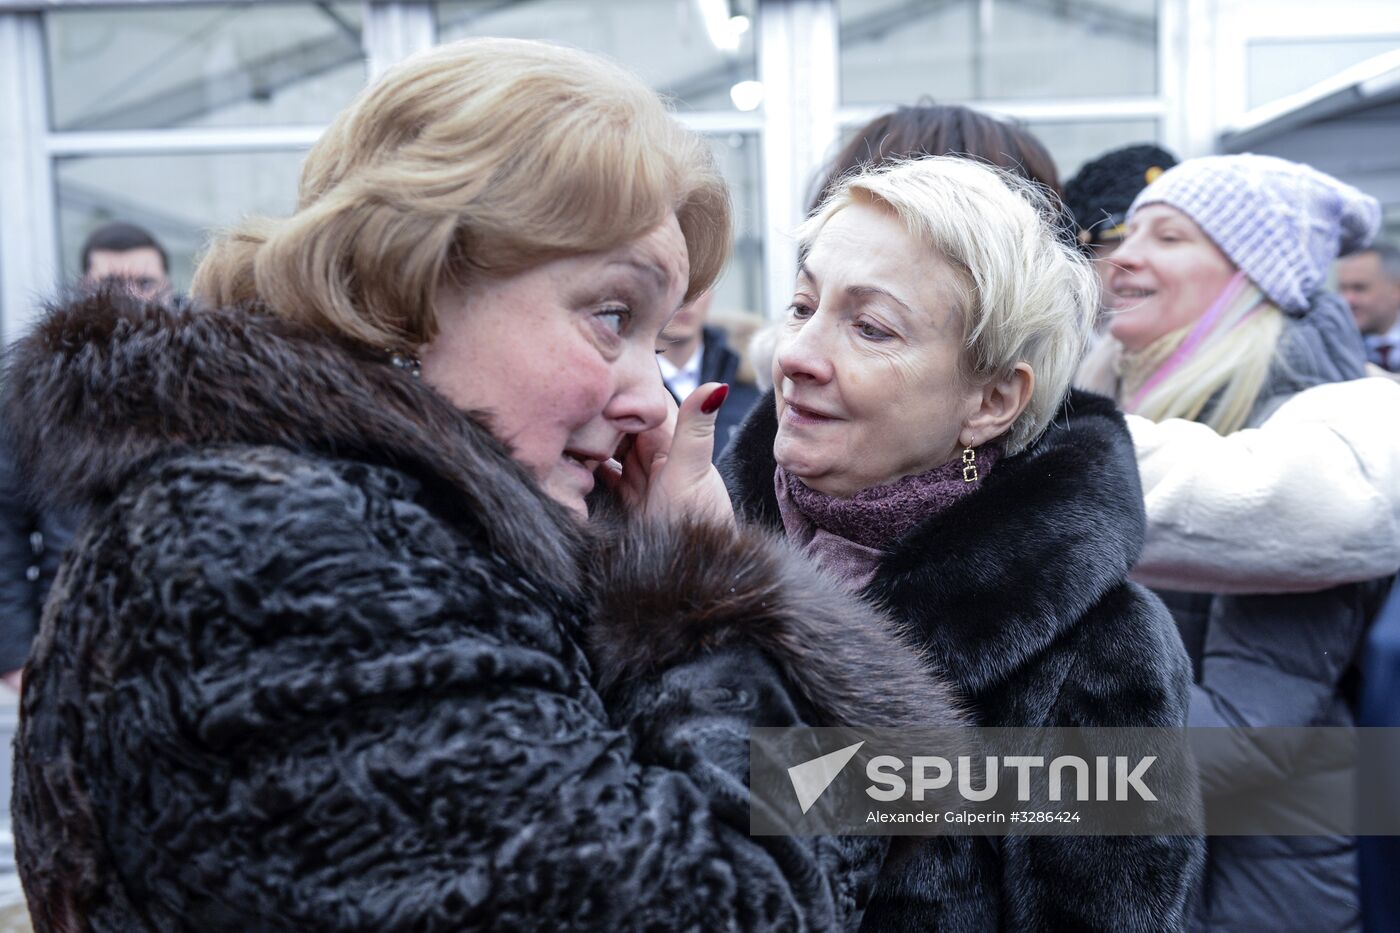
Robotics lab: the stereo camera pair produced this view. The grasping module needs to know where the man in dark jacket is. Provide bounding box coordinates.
[657,290,761,459]
[0,223,169,688]
[1337,241,1400,372]
[1360,582,1400,933]
[79,221,173,303]
[0,439,77,688]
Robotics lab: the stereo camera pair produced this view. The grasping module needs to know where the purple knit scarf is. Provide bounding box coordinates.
[774,446,1000,590]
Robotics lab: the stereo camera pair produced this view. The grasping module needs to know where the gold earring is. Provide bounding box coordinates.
[962,445,978,483]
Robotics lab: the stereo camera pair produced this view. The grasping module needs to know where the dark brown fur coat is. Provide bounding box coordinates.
[722,391,1204,932]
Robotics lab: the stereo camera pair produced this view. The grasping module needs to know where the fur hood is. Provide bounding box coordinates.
[722,390,1148,696]
[4,292,963,733]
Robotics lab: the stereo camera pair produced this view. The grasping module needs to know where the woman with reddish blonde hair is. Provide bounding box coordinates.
[5,39,959,931]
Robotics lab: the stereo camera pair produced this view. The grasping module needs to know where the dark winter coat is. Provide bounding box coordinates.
[662,325,763,460]
[1162,291,1374,933]
[1359,582,1400,933]
[721,389,1204,932]
[4,293,968,932]
[0,436,78,671]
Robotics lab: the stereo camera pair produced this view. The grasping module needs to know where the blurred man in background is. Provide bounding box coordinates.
[1338,241,1400,372]
[0,222,167,691]
[657,289,761,459]
[0,450,75,691]
[80,221,172,303]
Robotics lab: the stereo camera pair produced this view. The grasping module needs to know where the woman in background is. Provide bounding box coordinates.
[808,101,1064,213]
[1080,153,1381,932]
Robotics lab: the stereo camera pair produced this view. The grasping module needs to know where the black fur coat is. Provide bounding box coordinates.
[721,391,1205,932]
[4,294,967,932]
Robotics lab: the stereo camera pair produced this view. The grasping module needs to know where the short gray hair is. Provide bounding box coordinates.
[798,156,1098,455]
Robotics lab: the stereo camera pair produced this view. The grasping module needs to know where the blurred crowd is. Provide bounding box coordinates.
[1,39,1398,933]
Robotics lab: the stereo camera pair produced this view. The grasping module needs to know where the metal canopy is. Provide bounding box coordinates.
[1220,49,1400,154]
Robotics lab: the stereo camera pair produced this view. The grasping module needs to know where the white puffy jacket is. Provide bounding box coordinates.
[1131,376,1400,593]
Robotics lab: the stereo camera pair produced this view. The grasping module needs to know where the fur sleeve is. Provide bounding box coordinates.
[1131,376,1400,593]
[586,516,967,731]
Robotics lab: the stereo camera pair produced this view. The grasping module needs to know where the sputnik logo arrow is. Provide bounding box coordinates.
[787,741,865,814]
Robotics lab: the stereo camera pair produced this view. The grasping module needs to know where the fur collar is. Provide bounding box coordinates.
[721,390,1146,697]
[2,291,581,587]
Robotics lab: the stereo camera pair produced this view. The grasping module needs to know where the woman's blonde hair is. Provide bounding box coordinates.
[193,38,731,348]
[1124,282,1285,435]
[798,156,1098,455]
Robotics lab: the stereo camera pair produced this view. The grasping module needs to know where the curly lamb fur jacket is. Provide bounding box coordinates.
[4,293,966,932]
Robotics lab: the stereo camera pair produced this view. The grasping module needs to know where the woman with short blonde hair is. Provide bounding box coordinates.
[798,157,1097,455]
[6,38,961,930]
[723,157,1202,929]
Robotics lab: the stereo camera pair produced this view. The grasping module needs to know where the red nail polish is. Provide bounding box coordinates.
[701,384,729,414]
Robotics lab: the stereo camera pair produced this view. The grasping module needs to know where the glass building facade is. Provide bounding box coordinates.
[1,0,1398,340]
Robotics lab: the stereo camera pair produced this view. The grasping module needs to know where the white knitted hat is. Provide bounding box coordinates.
[1128,154,1380,313]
